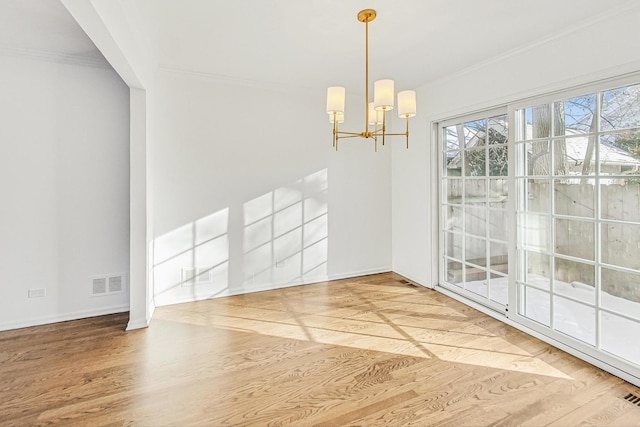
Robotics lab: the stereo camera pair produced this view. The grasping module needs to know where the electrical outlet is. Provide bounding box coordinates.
[28,288,46,298]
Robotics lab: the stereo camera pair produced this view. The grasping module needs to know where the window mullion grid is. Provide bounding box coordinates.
[439,127,446,286]
[508,107,519,318]
[595,88,602,351]
[485,121,491,301]
[461,149,466,287]
[549,102,556,330]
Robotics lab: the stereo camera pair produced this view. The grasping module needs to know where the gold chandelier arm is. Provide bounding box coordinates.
[336,131,363,136]
[370,116,410,148]
[337,134,364,139]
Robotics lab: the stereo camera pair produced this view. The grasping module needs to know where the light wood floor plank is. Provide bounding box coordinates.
[1,272,639,426]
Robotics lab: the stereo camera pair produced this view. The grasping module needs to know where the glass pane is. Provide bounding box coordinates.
[488,209,508,241]
[553,295,596,345]
[488,146,508,176]
[463,119,487,148]
[444,205,463,232]
[602,223,640,270]
[526,104,551,139]
[553,137,594,176]
[522,285,550,327]
[599,133,640,176]
[525,179,551,213]
[465,235,486,265]
[465,266,487,297]
[464,179,486,204]
[489,179,508,207]
[554,179,595,218]
[465,207,485,238]
[444,126,460,151]
[601,312,640,365]
[601,267,640,321]
[489,272,508,305]
[489,241,508,275]
[445,259,463,286]
[518,213,550,253]
[601,84,640,131]
[601,182,640,223]
[444,179,462,204]
[555,219,595,261]
[487,115,508,145]
[554,258,595,303]
[464,148,486,176]
[518,250,550,290]
[524,141,551,176]
[445,232,463,260]
[445,151,462,176]
[555,94,596,135]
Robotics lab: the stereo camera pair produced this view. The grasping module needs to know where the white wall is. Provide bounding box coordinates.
[61,0,155,330]
[152,72,391,306]
[391,3,640,286]
[0,55,130,330]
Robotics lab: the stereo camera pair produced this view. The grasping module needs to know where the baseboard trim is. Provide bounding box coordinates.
[154,266,392,307]
[126,301,156,331]
[326,267,392,283]
[0,305,130,332]
[126,317,150,331]
[391,269,433,289]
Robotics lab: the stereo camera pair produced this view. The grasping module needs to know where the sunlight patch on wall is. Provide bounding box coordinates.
[154,208,230,306]
[243,169,328,288]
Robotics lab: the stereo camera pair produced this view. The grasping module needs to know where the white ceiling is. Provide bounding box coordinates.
[2,0,635,91]
[119,0,632,91]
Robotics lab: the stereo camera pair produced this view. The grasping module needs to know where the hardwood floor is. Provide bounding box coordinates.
[1,272,639,426]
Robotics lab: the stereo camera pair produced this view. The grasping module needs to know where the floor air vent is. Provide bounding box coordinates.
[398,279,418,288]
[624,393,640,406]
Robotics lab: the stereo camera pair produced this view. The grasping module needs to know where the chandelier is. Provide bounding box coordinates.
[326,9,417,152]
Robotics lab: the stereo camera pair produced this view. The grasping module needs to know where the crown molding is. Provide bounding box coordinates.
[157,66,324,96]
[0,45,111,69]
[421,1,640,91]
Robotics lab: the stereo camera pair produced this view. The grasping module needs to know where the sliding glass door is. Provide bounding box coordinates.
[437,77,640,381]
[514,83,640,368]
[439,110,510,312]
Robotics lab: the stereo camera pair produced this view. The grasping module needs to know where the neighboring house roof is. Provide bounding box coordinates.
[563,129,640,169]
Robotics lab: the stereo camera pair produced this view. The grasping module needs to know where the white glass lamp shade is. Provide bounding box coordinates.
[397,90,417,118]
[326,86,346,114]
[368,102,382,125]
[329,112,344,124]
[374,79,394,111]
